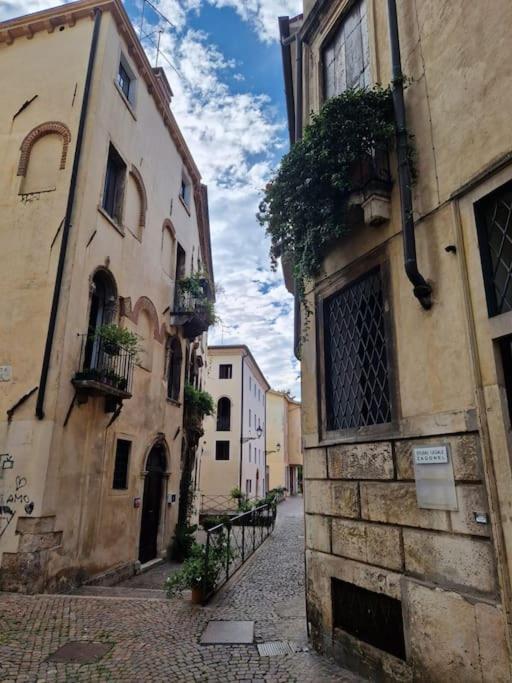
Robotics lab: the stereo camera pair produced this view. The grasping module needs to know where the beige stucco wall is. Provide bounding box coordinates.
[0,5,210,590]
[296,0,512,679]
[201,347,268,503]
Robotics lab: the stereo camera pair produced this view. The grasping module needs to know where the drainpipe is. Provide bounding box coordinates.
[295,34,303,143]
[387,0,432,310]
[238,351,248,490]
[36,8,102,419]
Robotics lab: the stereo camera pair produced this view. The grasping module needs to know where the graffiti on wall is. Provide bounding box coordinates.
[0,454,35,540]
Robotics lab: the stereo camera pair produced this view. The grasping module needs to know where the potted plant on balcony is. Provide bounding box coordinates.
[95,323,140,358]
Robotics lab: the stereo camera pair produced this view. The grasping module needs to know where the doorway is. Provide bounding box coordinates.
[138,443,167,564]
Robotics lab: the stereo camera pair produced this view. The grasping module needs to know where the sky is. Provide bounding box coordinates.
[0,0,303,397]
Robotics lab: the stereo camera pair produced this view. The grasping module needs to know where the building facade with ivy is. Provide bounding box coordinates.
[0,0,214,592]
[274,0,512,679]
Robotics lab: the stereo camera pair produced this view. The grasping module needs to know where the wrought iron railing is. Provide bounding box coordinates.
[73,332,135,396]
[200,494,259,515]
[201,503,276,603]
[350,146,392,195]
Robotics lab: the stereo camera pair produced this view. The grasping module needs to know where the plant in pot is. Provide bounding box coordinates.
[95,323,140,359]
[165,534,233,603]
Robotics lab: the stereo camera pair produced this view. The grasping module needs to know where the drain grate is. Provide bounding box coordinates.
[257,641,293,657]
[47,641,112,664]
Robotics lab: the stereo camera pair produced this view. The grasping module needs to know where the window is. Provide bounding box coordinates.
[249,377,252,391]
[249,443,251,463]
[113,439,131,489]
[219,364,232,379]
[167,336,182,401]
[323,267,391,431]
[176,243,186,281]
[245,479,252,495]
[83,269,117,371]
[332,578,405,660]
[180,173,191,209]
[216,397,231,431]
[116,56,136,105]
[102,144,126,224]
[475,181,512,316]
[323,0,369,99]
[249,409,252,427]
[215,441,230,460]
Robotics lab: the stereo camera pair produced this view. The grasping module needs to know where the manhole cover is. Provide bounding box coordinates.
[257,641,293,657]
[47,641,112,664]
[200,620,254,644]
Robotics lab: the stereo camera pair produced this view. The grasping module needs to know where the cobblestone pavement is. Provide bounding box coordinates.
[0,497,360,682]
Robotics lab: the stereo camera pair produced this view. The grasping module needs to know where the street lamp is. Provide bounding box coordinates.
[265,443,281,456]
[241,425,263,443]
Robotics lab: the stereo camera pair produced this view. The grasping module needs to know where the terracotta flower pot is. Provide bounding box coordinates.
[191,585,204,604]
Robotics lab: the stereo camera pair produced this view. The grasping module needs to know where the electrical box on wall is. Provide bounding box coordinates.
[413,445,458,511]
[167,493,176,504]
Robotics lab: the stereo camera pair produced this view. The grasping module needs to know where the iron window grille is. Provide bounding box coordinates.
[323,267,392,431]
[113,439,131,489]
[475,180,512,317]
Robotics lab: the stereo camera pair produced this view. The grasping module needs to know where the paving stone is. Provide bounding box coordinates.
[0,497,361,682]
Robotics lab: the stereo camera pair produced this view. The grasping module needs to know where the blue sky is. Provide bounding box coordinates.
[1,0,303,396]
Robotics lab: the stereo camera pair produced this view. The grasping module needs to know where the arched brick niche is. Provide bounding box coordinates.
[17,121,71,177]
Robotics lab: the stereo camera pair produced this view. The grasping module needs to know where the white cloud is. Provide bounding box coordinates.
[205,0,302,42]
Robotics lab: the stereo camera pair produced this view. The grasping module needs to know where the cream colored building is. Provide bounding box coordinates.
[200,346,270,507]
[266,390,302,495]
[279,0,512,679]
[0,0,213,592]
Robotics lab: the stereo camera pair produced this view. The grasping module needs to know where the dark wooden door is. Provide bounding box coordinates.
[138,446,166,564]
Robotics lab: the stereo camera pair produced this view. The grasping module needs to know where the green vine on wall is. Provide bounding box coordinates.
[257,87,395,339]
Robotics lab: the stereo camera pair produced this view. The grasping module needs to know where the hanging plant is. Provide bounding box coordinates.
[257,87,394,331]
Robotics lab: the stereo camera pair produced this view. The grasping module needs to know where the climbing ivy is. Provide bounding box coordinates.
[257,87,394,324]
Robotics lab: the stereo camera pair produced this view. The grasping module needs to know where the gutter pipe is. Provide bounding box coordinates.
[36,8,102,418]
[387,0,432,309]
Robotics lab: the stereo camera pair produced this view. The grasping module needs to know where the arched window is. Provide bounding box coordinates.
[161,220,176,277]
[217,397,231,431]
[84,269,118,370]
[167,336,182,401]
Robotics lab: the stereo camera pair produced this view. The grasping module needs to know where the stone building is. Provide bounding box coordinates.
[200,346,269,508]
[266,390,302,495]
[278,0,512,679]
[0,0,214,592]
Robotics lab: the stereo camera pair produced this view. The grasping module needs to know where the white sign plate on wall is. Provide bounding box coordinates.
[0,366,12,382]
[413,444,458,511]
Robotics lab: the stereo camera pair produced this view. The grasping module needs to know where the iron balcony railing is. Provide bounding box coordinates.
[72,332,135,398]
[171,279,212,339]
[350,146,392,197]
[200,494,259,515]
[201,502,276,603]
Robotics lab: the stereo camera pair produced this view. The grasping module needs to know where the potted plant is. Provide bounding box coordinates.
[95,323,140,358]
[165,535,233,603]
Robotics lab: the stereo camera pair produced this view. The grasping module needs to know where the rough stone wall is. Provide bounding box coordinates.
[304,434,511,681]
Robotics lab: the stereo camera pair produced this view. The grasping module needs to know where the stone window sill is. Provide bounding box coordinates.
[98,206,125,236]
[179,194,191,216]
[114,80,137,121]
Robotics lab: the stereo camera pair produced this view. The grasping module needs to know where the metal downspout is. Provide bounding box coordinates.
[387,0,432,310]
[36,8,102,419]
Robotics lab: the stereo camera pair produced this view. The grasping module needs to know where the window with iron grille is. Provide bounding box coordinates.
[323,0,369,99]
[323,267,391,431]
[475,181,512,316]
[113,439,131,489]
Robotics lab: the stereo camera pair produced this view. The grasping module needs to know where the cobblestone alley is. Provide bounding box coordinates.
[0,498,358,682]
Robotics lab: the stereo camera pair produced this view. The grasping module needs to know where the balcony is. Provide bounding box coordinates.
[347,147,393,226]
[72,333,135,400]
[171,277,214,340]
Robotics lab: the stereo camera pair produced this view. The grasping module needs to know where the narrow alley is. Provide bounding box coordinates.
[0,499,357,682]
